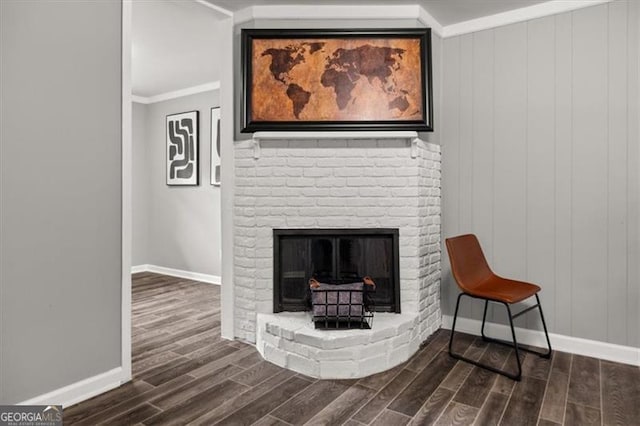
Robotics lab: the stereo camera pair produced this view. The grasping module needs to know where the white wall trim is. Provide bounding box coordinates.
[130,264,147,274]
[132,81,221,105]
[132,264,221,285]
[417,6,444,36]
[229,1,615,39]
[233,6,254,25]
[193,0,233,17]
[234,5,444,36]
[121,0,133,385]
[19,367,124,408]
[442,315,640,367]
[441,0,614,38]
[219,16,235,340]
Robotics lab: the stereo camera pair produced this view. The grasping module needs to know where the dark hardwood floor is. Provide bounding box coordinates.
[64,273,640,425]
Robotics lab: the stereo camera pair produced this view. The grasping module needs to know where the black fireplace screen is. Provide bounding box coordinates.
[273,229,400,313]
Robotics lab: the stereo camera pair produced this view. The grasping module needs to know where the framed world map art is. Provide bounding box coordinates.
[241,28,433,132]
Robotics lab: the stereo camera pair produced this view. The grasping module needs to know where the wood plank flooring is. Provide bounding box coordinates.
[63,273,640,425]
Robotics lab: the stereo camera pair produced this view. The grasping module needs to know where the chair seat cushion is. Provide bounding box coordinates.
[466,276,541,304]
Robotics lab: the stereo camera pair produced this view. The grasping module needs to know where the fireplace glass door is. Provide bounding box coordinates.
[274,229,400,313]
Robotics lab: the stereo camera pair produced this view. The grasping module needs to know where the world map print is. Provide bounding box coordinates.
[250,37,424,122]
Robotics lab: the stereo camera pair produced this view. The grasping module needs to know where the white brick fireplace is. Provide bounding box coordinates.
[232,134,442,378]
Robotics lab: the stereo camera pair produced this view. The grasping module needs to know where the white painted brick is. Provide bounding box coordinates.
[362,167,395,177]
[358,187,390,197]
[389,342,411,363]
[319,360,359,379]
[324,333,371,350]
[287,353,320,376]
[333,168,362,177]
[301,188,336,197]
[286,158,316,167]
[293,331,325,349]
[358,352,391,377]
[355,208,386,217]
[263,343,288,367]
[304,168,332,177]
[346,177,373,187]
[395,167,420,177]
[233,137,442,352]
[281,339,315,358]
[315,348,356,361]
[286,217,317,227]
[316,178,347,187]
[286,178,314,187]
[391,331,411,347]
[356,339,390,357]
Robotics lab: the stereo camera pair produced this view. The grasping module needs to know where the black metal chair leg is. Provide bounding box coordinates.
[449,293,522,381]
[449,292,555,381]
[536,294,552,359]
[505,303,523,381]
[477,301,553,360]
[481,300,489,340]
[448,292,464,356]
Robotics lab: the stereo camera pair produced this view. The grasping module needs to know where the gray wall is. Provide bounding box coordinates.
[441,1,640,347]
[133,102,149,266]
[132,90,222,277]
[0,0,122,403]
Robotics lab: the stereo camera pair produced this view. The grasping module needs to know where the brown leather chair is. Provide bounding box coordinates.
[445,234,552,381]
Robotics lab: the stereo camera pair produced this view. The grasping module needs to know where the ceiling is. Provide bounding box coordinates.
[132,0,226,97]
[207,0,547,26]
[133,0,549,97]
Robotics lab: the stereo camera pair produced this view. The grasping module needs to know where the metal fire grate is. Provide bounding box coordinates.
[310,279,375,329]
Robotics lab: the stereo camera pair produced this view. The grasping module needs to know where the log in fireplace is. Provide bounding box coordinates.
[273,229,400,314]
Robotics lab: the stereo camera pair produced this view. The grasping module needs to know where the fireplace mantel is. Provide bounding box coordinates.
[251,131,419,141]
[247,131,423,159]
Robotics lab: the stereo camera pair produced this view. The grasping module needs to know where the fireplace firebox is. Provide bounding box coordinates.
[273,229,400,313]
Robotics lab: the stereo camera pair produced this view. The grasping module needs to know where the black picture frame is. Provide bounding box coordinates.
[241,28,433,133]
[210,107,221,186]
[166,110,199,186]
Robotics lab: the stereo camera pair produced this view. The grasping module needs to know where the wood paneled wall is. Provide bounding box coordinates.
[441,1,639,347]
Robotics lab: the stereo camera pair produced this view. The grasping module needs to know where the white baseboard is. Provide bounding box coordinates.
[442,315,640,367]
[131,264,221,285]
[19,367,125,408]
[130,264,147,274]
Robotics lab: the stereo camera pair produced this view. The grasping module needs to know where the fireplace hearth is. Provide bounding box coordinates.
[273,228,400,314]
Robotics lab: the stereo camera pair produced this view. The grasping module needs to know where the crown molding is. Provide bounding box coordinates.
[233,4,443,36]
[193,0,233,17]
[442,0,614,38]
[233,6,254,25]
[132,81,220,104]
[417,6,443,36]
[230,1,614,39]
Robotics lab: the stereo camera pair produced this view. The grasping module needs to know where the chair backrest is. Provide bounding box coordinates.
[445,234,494,292]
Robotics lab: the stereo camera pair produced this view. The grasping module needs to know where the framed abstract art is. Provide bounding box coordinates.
[210,107,221,186]
[166,111,199,186]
